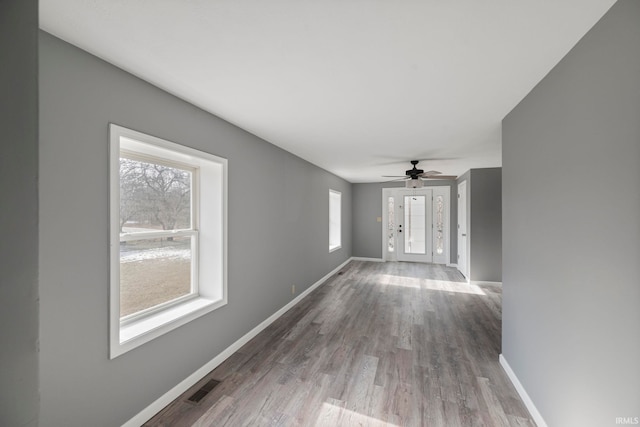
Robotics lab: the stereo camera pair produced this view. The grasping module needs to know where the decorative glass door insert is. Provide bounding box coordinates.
[404,195,427,254]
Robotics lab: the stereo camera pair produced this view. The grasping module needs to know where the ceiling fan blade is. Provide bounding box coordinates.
[424,175,457,180]
[382,177,409,183]
[422,170,442,175]
[382,175,409,178]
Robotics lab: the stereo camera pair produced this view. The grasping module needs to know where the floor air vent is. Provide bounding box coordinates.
[187,379,221,404]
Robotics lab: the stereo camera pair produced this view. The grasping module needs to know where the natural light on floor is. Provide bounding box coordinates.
[317,402,399,427]
[374,274,486,295]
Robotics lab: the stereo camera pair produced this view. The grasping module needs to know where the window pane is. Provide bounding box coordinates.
[329,190,341,250]
[120,236,193,318]
[404,195,426,254]
[120,157,192,233]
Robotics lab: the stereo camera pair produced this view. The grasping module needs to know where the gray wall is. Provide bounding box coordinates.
[0,1,40,426]
[470,168,502,282]
[352,181,457,262]
[39,32,351,426]
[502,1,640,425]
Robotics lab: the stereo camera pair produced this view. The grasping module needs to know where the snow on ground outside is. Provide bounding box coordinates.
[120,246,190,263]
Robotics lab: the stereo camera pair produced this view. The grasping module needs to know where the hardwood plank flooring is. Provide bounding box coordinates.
[145,261,535,427]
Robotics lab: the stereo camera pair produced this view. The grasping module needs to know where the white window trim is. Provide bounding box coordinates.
[329,189,342,252]
[109,124,227,359]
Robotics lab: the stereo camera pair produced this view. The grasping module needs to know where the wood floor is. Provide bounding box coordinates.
[145,261,535,427]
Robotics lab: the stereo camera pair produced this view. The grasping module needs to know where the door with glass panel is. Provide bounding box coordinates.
[397,190,432,262]
[383,187,449,264]
[383,188,432,262]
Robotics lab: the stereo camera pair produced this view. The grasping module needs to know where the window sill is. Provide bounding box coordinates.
[112,296,226,358]
[329,245,342,253]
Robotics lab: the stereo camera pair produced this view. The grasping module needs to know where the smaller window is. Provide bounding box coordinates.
[329,190,342,252]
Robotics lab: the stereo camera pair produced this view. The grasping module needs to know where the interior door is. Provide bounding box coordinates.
[396,189,432,263]
[457,180,468,278]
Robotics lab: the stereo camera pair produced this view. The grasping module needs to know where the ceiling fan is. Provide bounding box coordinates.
[383,160,457,188]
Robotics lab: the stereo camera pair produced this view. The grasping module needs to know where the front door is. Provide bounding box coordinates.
[383,187,450,264]
[395,189,433,263]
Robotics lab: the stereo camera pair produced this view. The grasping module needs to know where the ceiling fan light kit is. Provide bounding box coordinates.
[405,179,424,188]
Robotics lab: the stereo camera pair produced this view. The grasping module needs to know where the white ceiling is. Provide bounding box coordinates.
[40,0,616,183]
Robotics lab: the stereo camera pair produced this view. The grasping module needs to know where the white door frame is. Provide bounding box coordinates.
[457,180,468,278]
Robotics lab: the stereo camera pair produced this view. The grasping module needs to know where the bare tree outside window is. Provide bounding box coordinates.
[119,158,191,234]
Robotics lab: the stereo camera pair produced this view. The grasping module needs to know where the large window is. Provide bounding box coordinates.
[329,189,341,252]
[109,124,227,358]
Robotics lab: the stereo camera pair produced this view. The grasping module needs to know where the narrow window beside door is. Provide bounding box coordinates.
[387,196,395,252]
[435,195,444,255]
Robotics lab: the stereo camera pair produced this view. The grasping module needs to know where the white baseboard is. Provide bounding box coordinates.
[447,263,458,268]
[471,280,502,286]
[123,257,353,427]
[499,354,548,427]
[351,257,384,262]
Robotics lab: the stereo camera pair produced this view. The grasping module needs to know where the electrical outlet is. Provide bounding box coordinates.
[291,285,296,295]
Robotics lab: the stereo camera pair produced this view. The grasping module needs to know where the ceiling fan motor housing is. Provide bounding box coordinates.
[406,161,423,178]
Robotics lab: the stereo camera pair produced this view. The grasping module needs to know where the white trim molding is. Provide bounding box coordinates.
[123,257,353,427]
[499,354,548,427]
[351,257,384,262]
[471,281,502,287]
